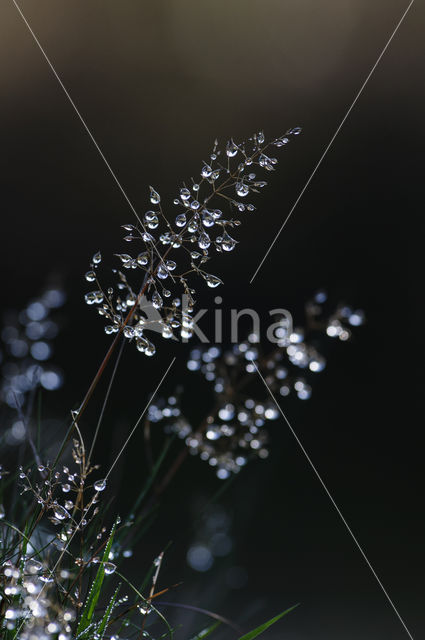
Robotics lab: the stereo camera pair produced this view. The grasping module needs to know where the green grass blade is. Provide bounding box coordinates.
[76,519,118,636]
[98,584,120,638]
[237,604,299,640]
[188,621,221,639]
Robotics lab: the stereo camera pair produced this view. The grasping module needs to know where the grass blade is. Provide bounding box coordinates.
[98,584,120,638]
[188,621,221,639]
[76,519,118,636]
[237,604,299,640]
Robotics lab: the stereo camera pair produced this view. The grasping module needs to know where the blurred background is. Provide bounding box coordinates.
[0,1,424,638]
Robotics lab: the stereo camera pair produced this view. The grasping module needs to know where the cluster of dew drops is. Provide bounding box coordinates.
[149,291,365,480]
[1,461,104,637]
[1,448,167,640]
[0,445,137,638]
[0,287,65,413]
[1,437,167,640]
[0,552,77,640]
[84,128,301,356]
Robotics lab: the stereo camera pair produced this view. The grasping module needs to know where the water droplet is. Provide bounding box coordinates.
[84,292,96,305]
[137,252,149,266]
[116,253,132,264]
[147,216,159,229]
[226,140,238,157]
[105,325,118,335]
[348,310,365,326]
[162,325,173,339]
[27,559,43,574]
[274,136,289,147]
[149,186,160,204]
[259,154,275,171]
[85,291,104,305]
[53,504,71,521]
[138,603,152,615]
[188,220,199,233]
[123,326,135,339]
[144,341,156,357]
[201,164,212,178]
[92,251,102,264]
[190,200,200,211]
[103,562,116,575]
[236,183,249,197]
[206,426,221,440]
[202,211,215,227]
[142,231,155,243]
[136,337,149,353]
[152,292,163,309]
[175,213,187,227]
[221,231,237,252]
[198,232,211,250]
[218,403,235,420]
[205,274,223,288]
[94,478,107,492]
[157,264,169,280]
[180,187,191,201]
[85,271,96,282]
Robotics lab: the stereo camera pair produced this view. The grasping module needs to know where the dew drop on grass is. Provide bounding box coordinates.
[85,271,96,282]
[205,274,223,288]
[144,342,156,357]
[103,562,116,575]
[198,232,211,250]
[226,140,238,157]
[149,187,160,204]
[53,504,71,521]
[94,479,107,492]
[175,213,187,227]
[236,182,249,197]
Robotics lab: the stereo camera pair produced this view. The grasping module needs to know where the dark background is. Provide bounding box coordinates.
[1,1,424,638]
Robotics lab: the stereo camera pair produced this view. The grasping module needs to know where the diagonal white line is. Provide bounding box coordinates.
[250,0,415,284]
[251,359,415,640]
[105,356,176,479]
[11,0,144,229]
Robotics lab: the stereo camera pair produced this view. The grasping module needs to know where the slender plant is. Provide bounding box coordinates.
[0,129,363,640]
